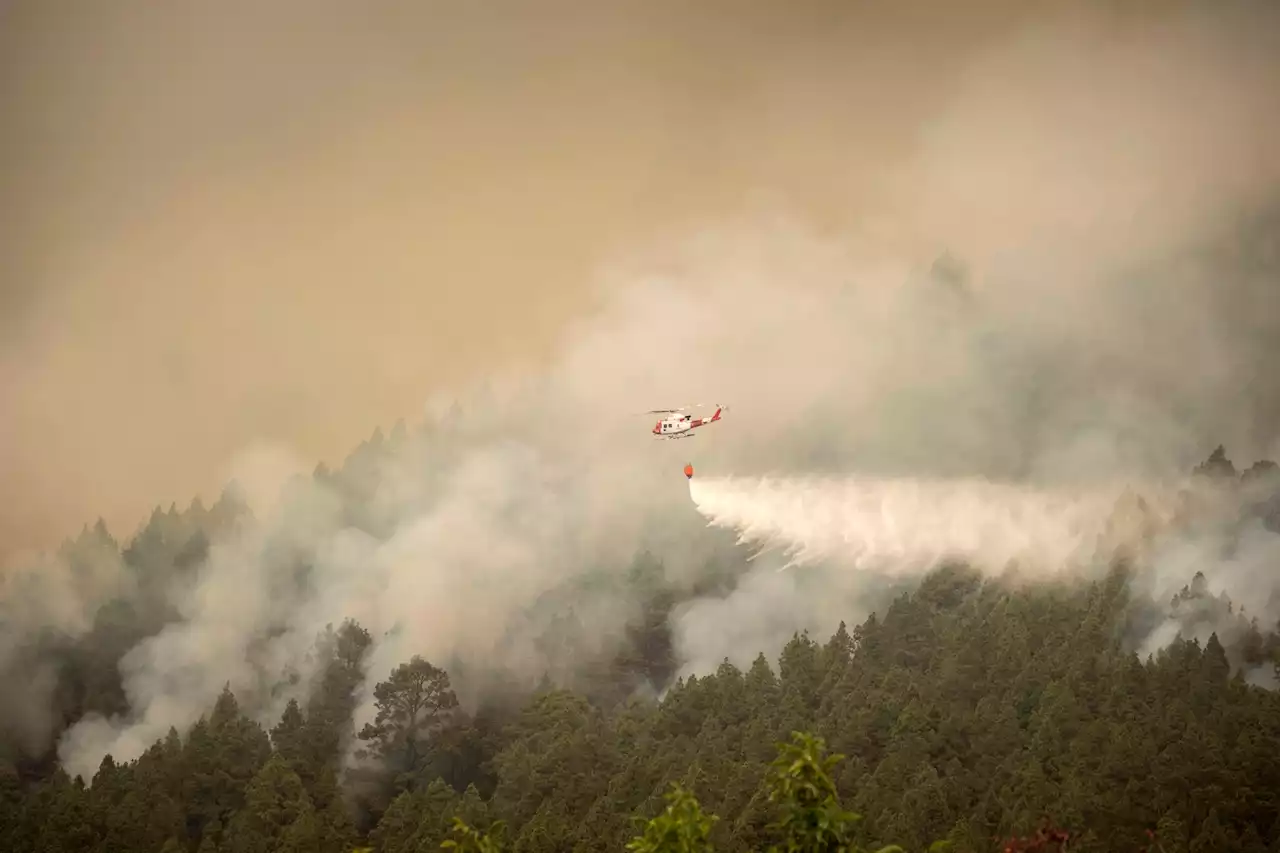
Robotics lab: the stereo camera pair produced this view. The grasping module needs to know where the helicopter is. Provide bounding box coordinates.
[645,404,727,439]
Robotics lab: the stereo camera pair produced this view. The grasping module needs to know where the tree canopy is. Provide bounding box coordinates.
[3,431,1280,852]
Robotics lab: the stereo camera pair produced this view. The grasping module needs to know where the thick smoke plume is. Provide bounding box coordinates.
[0,0,1277,782]
[0,527,132,756]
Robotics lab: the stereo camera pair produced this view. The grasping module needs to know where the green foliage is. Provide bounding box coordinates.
[622,738,938,853]
[627,784,719,853]
[440,816,507,853]
[357,655,462,786]
[764,732,869,853]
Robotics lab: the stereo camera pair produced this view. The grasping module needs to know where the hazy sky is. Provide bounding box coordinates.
[2,0,1278,554]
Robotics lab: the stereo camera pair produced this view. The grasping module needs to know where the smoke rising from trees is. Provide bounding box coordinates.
[1,0,1279,787]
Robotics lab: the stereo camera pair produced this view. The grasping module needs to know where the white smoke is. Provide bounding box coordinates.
[19,0,1280,780]
[55,521,302,778]
[0,530,133,756]
[51,424,719,779]
[47,202,1280,777]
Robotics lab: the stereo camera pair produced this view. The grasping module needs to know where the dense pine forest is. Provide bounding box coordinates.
[3,431,1280,853]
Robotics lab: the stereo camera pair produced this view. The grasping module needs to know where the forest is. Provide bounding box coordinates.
[2,432,1280,853]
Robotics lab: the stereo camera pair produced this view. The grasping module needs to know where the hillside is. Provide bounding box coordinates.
[2,435,1280,851]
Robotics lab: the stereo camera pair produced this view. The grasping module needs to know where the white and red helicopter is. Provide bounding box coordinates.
[646,404,727,439]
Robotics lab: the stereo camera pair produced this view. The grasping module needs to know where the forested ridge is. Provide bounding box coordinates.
[4,436,1280,853]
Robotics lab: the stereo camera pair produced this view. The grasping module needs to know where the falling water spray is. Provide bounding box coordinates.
[686,469,1184,579]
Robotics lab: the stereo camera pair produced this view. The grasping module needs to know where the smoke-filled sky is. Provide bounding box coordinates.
[5,0,1279,555]
[4,0,1280,780]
